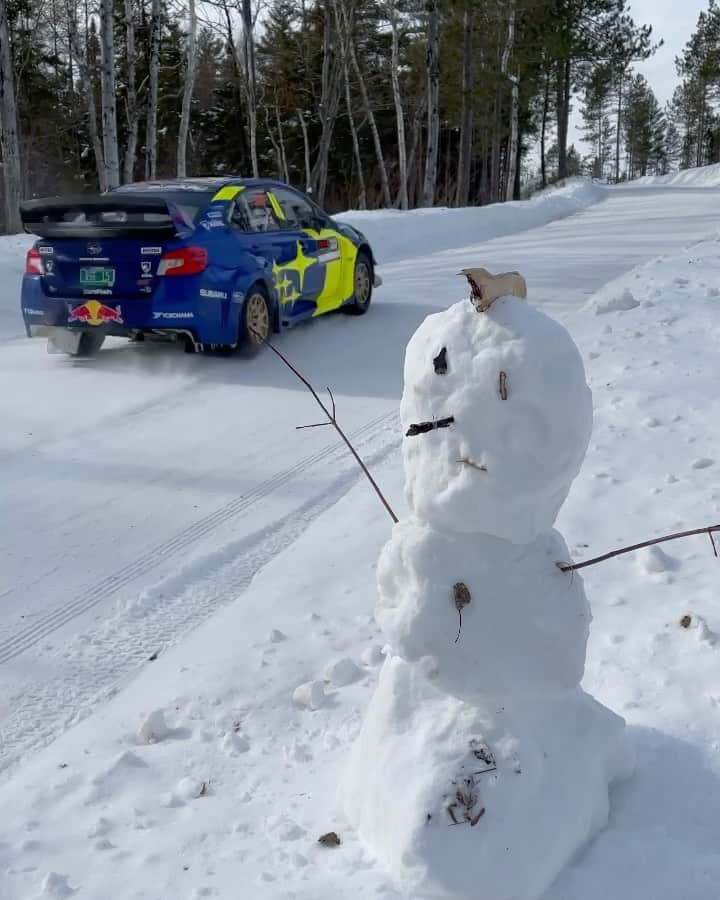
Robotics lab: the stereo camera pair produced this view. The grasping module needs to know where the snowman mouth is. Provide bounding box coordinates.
[405,416,455,437]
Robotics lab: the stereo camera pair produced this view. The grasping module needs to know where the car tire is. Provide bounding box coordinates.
[343,250,373,316]
[74,331,106,357]
[238,286,271,357]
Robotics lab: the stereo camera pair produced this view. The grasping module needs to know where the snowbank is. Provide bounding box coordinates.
[624,162,720,188]
[0,233,34,341]
[337,178,606,265]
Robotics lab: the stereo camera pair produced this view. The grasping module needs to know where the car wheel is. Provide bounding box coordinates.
[74,331,106,357]
[343,251,373,316]
[239,287,271,357]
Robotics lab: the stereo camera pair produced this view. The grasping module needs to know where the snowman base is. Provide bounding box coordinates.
[341,656,633,900]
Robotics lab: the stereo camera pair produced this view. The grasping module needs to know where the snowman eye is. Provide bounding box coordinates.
[433,347,448,374]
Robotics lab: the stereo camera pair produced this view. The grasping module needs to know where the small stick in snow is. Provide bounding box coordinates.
[458,457,487,472]
[558,524,720,573]
[251,332,398,525]
[406,416,455,437]
[499,371,508,401]
[453,582,472,644]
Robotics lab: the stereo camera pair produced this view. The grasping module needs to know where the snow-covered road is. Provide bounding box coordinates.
[1,181,719,777]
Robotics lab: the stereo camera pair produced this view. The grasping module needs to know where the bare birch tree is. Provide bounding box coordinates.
[387,1,408,209]
[422,0,440,207]
[100,0,120,188]
[0,0,21,230]
[177,0,198,177]
[339,0,391,207]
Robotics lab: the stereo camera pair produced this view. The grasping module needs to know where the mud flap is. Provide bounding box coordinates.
[46,328,82,355]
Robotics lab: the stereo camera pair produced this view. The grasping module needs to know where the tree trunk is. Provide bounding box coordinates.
[333,0,366,209]
[123,0,138,183]
[455,6,473,207]
[697,82,706,169]
[177,0,197,177]
[264,102,283,178]
[100,0,120,189]
[275,103,289,183]
[0,0,21,231]
[406,93,426,208]
[311,0,341,205]
[501,2,518,202]
[241,0,258,177]
[297,108,312,191]
[342,52,366,209]
[145,0,161,180]
[219,0,250,170]
[422,0,440,207]
[540,69,549,188]
[490,85,502,200]
[69,3,107,191]
[388,1,408,209]
[340,0,391,207]
[556,58,571,180]
[506,74,520,200]
[614,70,623,182]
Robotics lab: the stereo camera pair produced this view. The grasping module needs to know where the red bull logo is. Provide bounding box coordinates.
[67,300,123,326]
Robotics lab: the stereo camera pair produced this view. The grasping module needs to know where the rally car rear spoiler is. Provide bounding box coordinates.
[19,194,187,239]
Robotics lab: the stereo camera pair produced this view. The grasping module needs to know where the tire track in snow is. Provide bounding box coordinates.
[0,433,400,775]
[0,410,398,667]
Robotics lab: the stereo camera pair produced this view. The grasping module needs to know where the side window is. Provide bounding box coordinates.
[230,190,283,233]
[272,187,317,229]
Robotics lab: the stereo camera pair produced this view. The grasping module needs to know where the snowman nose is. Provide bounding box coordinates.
[405,416,455,437]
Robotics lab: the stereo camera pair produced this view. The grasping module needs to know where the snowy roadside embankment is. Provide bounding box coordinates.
[4,233,720,899]
[623,161,720,189]
[337,177,606,265]
[0,233,34,341]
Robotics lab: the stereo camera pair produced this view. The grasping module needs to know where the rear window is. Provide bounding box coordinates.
[111,190,214,224]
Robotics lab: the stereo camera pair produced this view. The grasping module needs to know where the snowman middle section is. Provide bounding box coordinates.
[376,519,590,703]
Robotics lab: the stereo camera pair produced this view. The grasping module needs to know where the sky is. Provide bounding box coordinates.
[630,0,709,105]
[568,0,709,151]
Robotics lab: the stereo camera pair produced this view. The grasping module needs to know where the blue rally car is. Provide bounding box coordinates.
[20,178,380,357]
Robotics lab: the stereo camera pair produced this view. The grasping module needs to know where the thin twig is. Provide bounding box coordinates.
[253,332,399,524]
[559,524,720,573]
[454,609,462,644]
[458,458,487,472]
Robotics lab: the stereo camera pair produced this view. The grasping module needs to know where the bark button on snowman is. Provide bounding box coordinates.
[342,270,632,900]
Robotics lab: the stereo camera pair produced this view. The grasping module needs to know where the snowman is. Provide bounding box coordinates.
[341,270,633,900]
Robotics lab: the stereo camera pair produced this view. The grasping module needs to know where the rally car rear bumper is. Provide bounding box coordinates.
[21,275,239,346]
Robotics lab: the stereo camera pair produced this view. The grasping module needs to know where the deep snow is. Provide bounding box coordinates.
[2,170,720,898]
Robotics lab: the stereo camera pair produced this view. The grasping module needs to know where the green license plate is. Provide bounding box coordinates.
[80,266,115,288]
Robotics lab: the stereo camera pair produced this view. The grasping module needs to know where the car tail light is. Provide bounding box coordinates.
[26,246,44,275]
[157,246,208,276]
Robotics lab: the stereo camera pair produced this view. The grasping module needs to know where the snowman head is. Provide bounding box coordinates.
[400,297,593,543]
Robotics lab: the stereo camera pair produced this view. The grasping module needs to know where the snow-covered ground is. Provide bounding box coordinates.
[623,160,720,188]
[3,171,720,898]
